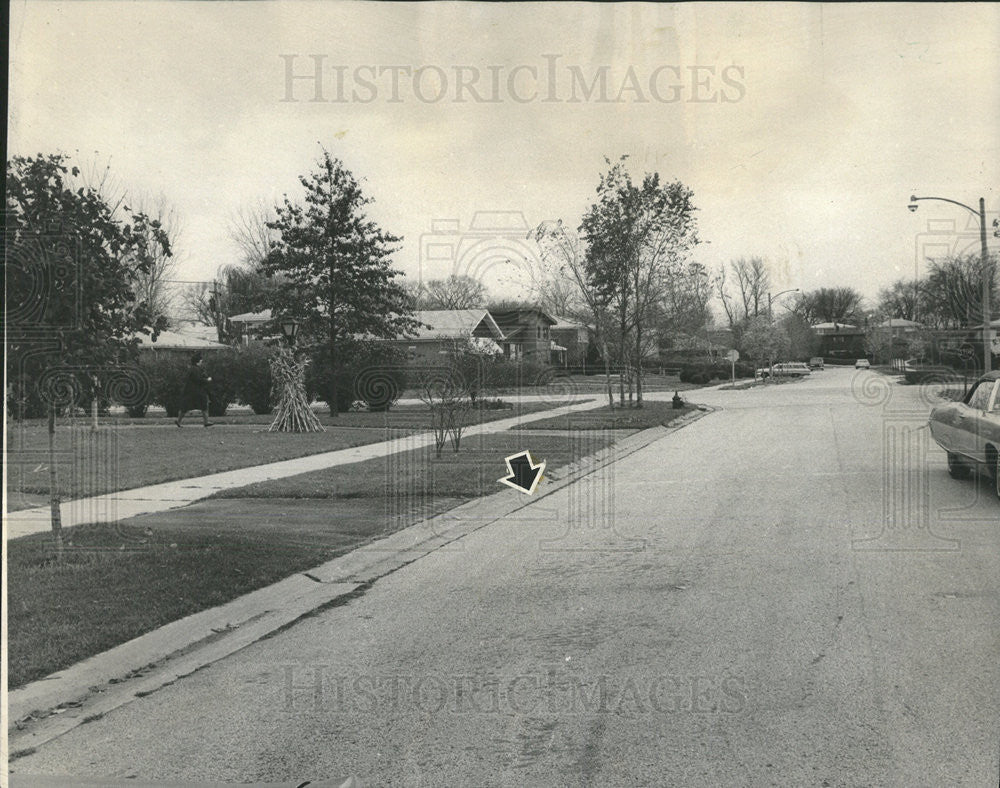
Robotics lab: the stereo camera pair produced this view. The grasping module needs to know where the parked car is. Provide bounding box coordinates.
[855,358,871,369]
[756,362,811,379]
[808,357,825,370]
[928,371,1000,498]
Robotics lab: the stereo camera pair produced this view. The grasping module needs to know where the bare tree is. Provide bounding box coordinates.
[793,287,864,325]
[421,274,489,310]
[714,265,738,328]
[876,279,922,322]
[130,193,182,325]
[531,219,615,408]
[731,257,771,319]
[229,200,278,270]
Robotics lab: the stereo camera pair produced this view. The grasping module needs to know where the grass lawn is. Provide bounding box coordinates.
[521,400,698,431]
[5,401,560,511]
[8,426,625,690]
[7,494,462,689]
[212,429,623,500]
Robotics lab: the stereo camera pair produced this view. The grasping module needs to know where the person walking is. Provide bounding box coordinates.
[176,352,214,427]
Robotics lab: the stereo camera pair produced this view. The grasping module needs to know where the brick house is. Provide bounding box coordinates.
[393,309,505,362]
[490,308,558,363]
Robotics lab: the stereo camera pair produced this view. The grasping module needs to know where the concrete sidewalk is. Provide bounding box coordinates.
[7,406,711,753]
[4,396,604,540]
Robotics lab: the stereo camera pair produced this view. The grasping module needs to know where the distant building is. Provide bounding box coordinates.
[812,322,867,362]
[874,318,922,337]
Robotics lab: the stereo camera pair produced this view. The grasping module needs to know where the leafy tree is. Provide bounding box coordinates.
[7,153,169,554]
[261,149,419,413]
[180,264,282,342]
[779,311,820,359]
[738,315,790,369]
[580,157,698,406]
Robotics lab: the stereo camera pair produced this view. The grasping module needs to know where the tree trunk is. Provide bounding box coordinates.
[48,405,64,560]
[634,323,644,406]
[329,274,339,417]
[600,338,614,409]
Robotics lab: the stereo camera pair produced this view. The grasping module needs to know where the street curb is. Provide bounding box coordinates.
[8,406,715,753]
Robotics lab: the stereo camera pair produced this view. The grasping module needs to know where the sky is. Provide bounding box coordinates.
[8,2,1000,312]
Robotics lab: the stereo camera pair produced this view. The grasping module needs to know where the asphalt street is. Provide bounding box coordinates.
[12,367,1000,787]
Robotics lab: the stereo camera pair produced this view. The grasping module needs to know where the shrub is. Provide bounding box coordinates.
[307,341,407,414]
[202,350,241,417]
[233,342,276,415]
[143,353,190,417]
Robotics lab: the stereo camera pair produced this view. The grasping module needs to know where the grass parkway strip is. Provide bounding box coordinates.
[8,401,697,689]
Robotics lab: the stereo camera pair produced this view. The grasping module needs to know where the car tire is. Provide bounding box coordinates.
[994,452,1000,500]
[947,452,971,480]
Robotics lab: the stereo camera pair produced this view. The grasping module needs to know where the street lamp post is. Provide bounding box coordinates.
[908,195,992,373]
[280,317,300,348]
[765,288,800,379]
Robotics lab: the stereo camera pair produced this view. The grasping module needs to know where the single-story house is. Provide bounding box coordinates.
[228,309,275,343]
[874,318,923,338]
[391,309,505,362]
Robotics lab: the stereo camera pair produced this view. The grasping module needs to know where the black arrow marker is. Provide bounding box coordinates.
[499,450,546,495]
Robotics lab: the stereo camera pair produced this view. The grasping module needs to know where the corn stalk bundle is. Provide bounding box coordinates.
[268,347,325,433]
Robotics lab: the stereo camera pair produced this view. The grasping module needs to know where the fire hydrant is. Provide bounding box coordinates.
[672,391,684,409]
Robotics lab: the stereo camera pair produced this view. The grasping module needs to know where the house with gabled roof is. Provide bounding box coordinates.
[392,309,506,362]
[490,307,558,363]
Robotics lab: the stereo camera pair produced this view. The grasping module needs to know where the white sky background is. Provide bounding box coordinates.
[8,2,1000,311]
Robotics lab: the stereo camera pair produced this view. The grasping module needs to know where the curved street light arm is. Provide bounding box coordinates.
[909,195,979,219]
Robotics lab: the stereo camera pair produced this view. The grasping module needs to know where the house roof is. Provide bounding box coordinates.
[408,310,505,341]
[229,310,273,324]
[876,318,922,328]
[812,322,858,330]
[551,316,590,330]
[491,308,558,327]
[134,330,228,350]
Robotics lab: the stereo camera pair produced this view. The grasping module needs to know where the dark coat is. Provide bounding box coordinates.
[181,364,211,411]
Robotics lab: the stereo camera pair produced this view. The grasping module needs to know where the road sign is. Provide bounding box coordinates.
[725,349,740,362]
